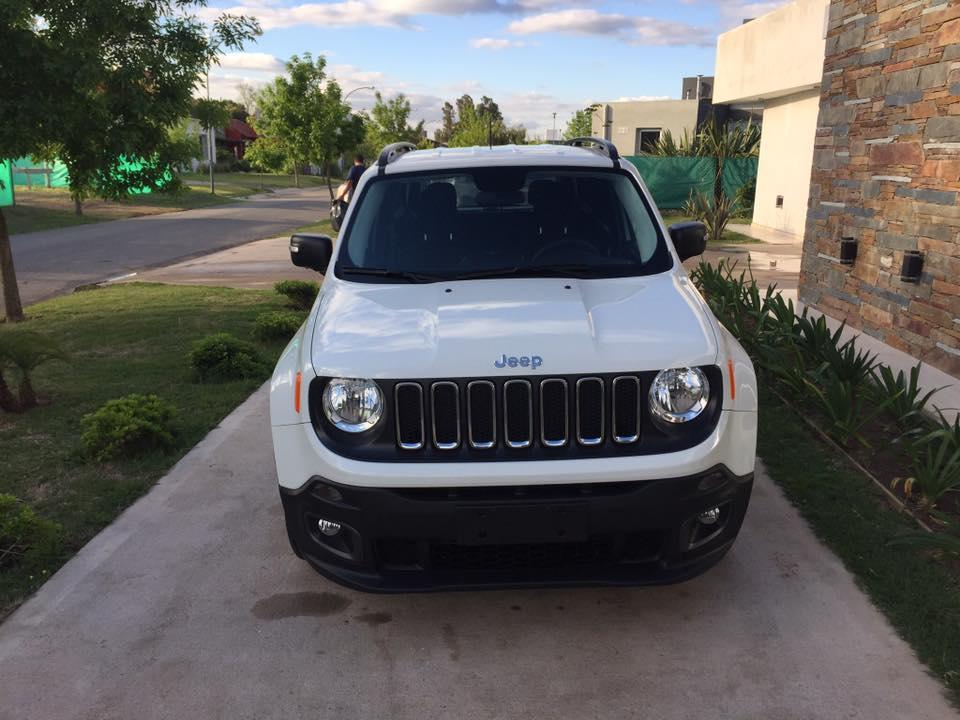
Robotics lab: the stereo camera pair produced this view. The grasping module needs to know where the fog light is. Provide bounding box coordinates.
[698,507,721,526]
[318,518,342,536]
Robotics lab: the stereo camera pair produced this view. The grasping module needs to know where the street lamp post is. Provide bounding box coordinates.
[344,86,375,103]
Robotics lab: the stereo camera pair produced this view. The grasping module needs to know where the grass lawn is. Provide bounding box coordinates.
[0,283,291,618]
[661,214,758,245]
[758,390,960,702]
[5,172,337,236]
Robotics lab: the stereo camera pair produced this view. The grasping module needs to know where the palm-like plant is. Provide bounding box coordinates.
[0,330,68,411]
[681,190,739,244]
[645,128,698,156]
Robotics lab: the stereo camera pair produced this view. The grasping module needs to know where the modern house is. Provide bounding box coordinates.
[590,77,715,154]
[799,0,960,380]
[713,0,830,240]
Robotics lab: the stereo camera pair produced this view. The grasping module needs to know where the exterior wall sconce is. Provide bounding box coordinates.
[840,237,857,266]
[901,250,924,283]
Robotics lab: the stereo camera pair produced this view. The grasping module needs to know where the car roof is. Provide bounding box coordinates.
[381,143,620,174]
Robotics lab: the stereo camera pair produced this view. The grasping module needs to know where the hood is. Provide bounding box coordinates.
[309,273,719,379]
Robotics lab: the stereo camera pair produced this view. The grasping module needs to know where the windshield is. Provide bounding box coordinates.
[336,166,673,282]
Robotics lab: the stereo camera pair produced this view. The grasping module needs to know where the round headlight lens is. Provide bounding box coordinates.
[322,378,384,432]
[649,367,709,424]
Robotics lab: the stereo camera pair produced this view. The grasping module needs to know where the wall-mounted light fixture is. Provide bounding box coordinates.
[840,237,858,266]
[775,195,784,209]
[901,250,924,283]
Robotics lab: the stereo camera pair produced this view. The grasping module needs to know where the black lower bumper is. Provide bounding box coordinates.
[280,466,753,592]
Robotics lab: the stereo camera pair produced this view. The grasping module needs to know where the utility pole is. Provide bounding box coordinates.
[552,112,556,138]
[206,64,215,194]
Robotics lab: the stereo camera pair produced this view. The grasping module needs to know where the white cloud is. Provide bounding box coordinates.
[470,37,526,49]
[197,2,412,30]
[507,8,714,46]
[615,95,671,102]
[216,52,285,73]
[716,0,788,28]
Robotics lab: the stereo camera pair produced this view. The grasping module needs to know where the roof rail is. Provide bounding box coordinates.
[562,137,620,167]
[377,142,418,175]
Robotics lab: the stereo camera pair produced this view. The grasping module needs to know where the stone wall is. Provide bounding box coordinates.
[799,0,960,375]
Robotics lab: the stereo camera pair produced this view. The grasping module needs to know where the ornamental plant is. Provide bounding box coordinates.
[80,394,177,460]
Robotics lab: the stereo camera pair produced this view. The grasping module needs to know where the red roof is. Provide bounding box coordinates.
[224,118,257,142]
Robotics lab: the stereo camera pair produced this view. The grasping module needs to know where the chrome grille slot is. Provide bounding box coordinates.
[612,376,641,444]
[431,381,461,450]
[467,380,496,449]
[576,377,604,446]
[540,379,569,447]
[503,379,533,449]
[395,383,425,450]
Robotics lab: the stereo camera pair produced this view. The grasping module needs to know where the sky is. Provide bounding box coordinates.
[198,0,786,137]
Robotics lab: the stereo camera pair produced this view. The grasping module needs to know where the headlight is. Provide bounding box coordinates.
[322,378,384,432]
[649,367,709,425]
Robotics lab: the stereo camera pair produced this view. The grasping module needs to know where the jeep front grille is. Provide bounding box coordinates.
[395,374,645,453]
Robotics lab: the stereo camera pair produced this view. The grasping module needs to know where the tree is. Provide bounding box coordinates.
[565,106,598,140]
[363,92,425,157]
[0,0,260,322]
[255,54,364,196]
[438,94,527,147]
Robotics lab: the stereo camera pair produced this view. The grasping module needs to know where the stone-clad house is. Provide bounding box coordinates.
[799,0,960,376]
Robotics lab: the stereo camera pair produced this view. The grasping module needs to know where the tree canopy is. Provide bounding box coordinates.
[362,92,425,157]
[0,0,260,321]
[254,54,363,194]
[434,95,526,147]
[564,106,598,140]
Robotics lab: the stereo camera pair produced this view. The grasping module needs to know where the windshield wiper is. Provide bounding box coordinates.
[338,265,446,283]
[453,264,615,280]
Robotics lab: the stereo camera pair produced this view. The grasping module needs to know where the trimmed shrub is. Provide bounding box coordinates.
[188,332,269,382]
[274,279,319,311]
[0,495,61,572]
[80,394,177,460]
[254,310,306,341]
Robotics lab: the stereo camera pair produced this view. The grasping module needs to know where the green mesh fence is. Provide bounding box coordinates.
[0,162,13,207]
[624,155,758,211]
[10,156,168,195]
[721,156,759,200]
[625,156,715,210]
[12,157,70,188]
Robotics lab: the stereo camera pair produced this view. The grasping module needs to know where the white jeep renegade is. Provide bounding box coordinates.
[270,140,757,591]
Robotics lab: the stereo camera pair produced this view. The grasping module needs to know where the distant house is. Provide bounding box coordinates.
[590,77,715,154]
[223,118,257,160]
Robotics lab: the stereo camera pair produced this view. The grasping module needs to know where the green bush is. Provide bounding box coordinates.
[0,495,61,572]
[188,332,269,382]
[254,310,306,341]
[80,394,177,460]
[274,279,319,311]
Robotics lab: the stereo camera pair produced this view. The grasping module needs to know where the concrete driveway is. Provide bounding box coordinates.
[10,189,330,306]
[0,387,953,720]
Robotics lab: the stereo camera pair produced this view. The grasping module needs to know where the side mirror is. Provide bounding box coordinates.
[668,221,707,262]
[289,234,333,274]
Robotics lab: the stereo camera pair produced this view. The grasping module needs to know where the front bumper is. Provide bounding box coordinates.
[280,465,753,592]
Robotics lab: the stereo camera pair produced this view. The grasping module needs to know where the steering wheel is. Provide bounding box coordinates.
[531,238,597,265]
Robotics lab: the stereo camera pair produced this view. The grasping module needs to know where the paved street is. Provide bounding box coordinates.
[0,386,953,720]
[10,188,330,306]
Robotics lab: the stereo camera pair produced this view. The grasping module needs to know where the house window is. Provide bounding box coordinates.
[635,128,661,154]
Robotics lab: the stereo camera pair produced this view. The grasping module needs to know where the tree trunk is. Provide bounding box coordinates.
[0,208,24,322]
[293,163,300,189]
[17,372,37,410]
[74,195,83,216]
[0,369,17,412]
